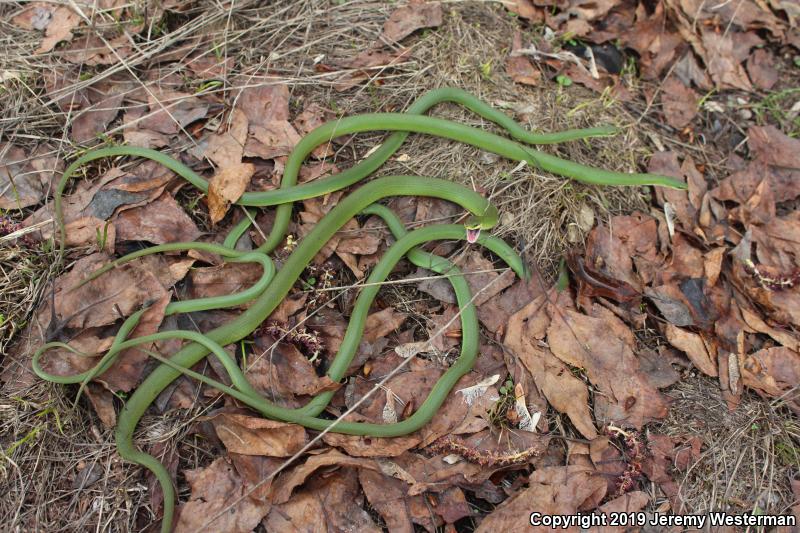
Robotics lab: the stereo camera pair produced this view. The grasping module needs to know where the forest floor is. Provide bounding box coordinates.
[0,1,798,531]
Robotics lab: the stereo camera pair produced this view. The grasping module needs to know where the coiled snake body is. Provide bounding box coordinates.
[33,88,685,531]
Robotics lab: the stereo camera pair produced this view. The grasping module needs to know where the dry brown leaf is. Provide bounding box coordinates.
[248,333,339,399]
[322,433,421,457]
[209,412,307,457]
[673,51,713,90]
[293,102,335,159]
[122,126,170,149]
[185,54,234,79]
[33,329,113,381]
[62,33,133,66]
[227,454,282,502]
[71,80,125,143]
[359,468,416,533]
[60,217,116,252]
[236,82,290,126]
[622,3,683,79]
[711,162,778,225]
[589,436,627,494]
[337,223,382,256]
[11,2,81,54]
[122,90,209,148]
[307,307,349,357]
[175,458,268,533]
[505,294,598,439]
[207,163,255,224]
[297,193,378,277]
[559,63,631,101]
[380,1,443,44]
[638,346,684,391]
[505,0,541,21]
[84,383,116,427]
[739,305,799,351]
[271,449,379,504]
[24,161,176,245]
[100,292,170,392]
[0,143,62,209]
[186,262,263,301]
[246,120,302,160]
[664,323,717,376]
[585,212,661,291]
[431,487,472,525]
[38,252,169,331]
[543,0,619,37]
[265,467,381,533]
[434,428,548,468]
[547,304,671,428]
[746,48,779,91]
[138,90,210,135]
[298,193,345,262]
[704,247,725,286]
[661,76,698,128]
[392,451,495,495]
[346,366,444,423]
[507,32,540,86]
[675,0,785,37]
[645,283,696,327]
[261,490,327,532]
[369,459,471,531]
[364,307,408,343]
[641,434,702,512]
[204,108,249,168]
[649,152,704,232]
[331,49,412,91]
[417,251,515,307]
[475,466,607,532]
[742,347,800,410]
[477,273,545,335]
[700,30,753,91]
[28,251,185,392]
[235,83,302,159]
[751,215,800,271]
[266,292,307,324]
[114,192,201,244]
[748,125,800,170]
[426,305,461,353]
[420,372,501,444]
[594,491,650,533]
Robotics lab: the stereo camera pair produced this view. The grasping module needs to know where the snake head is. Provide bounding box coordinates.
[465,216,482,244]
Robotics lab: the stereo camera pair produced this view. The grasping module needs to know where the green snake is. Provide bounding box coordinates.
[32,88,685,531]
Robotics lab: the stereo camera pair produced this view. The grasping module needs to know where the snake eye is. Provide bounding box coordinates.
[466,227,480,243]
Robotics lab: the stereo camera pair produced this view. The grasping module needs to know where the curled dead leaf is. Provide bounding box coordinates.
[664,324,717,377]
[208,411,307,457]
[207,163,255,224]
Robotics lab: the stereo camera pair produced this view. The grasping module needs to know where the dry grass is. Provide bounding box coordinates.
[0,384,137,531]
[0,242,53,353]
[1,0,795,531]
[656,377,799,517]
[288,3,652,271]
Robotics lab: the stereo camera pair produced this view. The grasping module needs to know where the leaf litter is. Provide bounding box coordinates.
[1,0,800,531]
